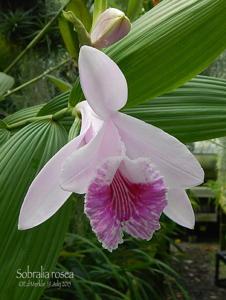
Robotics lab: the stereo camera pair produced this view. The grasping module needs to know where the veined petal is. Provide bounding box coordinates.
[60,121,124,194]
[85,157,167,251]
[85,157,123,251]
[164,189,195,229]
[18,132,87,230]
[114,113,204,189]
[79,46,128,118]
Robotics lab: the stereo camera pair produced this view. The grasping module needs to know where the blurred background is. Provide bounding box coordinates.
[1,0,226,299]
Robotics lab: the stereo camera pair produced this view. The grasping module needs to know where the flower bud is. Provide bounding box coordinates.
[91,8,131,49]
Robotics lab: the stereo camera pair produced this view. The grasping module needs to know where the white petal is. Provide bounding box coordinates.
[60,120,124,194]
[164,189,195,229]
[114,113,204,188]
[18,133,87,230]
[77,101,103,136]
[79,46,128,118]
[119,156,162,184]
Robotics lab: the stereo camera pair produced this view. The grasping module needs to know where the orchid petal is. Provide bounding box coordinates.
[85,157,167,251]
[114,113,204,189]
[60,121,124,194]
[164,189,195,229]
[18,133,86,230]
[79,46,128,118]
[76,101,93,134]
[85,157,124,251]
[18,102,95,230]
[121,159,167,240]
[77,101,103,135]
[77,101,104,143]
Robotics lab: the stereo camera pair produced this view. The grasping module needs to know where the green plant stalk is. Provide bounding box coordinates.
[63,10,91,46]
[52,107,72,120]
[6,115,52,130]
[3,0,71,73]
[6,107,72,130]
[2,58,71,99]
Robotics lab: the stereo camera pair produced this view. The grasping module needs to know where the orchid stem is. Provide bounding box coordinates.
[52,107,72,120]
[6,115,52,130]
[6,107,72,130]
[4,0,71,74]
[2,58,71,99]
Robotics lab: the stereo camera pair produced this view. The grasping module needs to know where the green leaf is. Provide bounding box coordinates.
[4,104,44,125]
[126,0,143,21]
[32,74,226,143]
[67,0,92,31]
[107,0,226,107]
[34,75,226,143]
[0,128,10,147]
[92,0,108,29]
[0,120,72,299]
[58,14,79,60]
[0,106,43,147]
[0,119,7,128]
[69,78,84,107]
[38,79,83,116]
[63,10,91,46]
[68,117,81,140]
[46,74,72,92]
[37,93,75,132]
[0,72,14,100]
[60,115,74,132]
[59,0,92,52]
[34,77,82,120]
[124,75,226,143]
[0,120,10,147]
[37,93,69,116]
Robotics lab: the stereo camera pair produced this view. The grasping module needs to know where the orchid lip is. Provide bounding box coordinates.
[85,157,167,251]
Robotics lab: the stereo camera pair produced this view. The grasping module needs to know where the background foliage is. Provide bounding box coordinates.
[0,0,226,299]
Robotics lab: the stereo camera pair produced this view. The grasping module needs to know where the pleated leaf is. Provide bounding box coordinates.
[0,128,10,146]
[0,72,14,100]
[68,117,81,140]
[37,93,70,116]
[0,120,72,299]
[124,75,226,142]
[35,75,226,143]
[46,75,72,92]
[0,120,10,147]
[4,104,44,125]
[37,93,74,131]
[107,0,226,106]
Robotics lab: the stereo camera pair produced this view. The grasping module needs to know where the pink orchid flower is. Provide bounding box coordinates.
[19,46,204,251]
